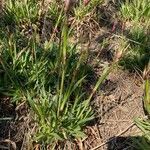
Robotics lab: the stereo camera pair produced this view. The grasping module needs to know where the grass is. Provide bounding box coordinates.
[119,0,150,71]
[120,0,150,23]
[119,25,150,70]
[0,0,150,149]
[0,0,114,148]
[5,0,39,23]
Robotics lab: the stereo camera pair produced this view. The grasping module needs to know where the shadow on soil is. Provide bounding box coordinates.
[0,96,27,150]
[107,136,150,150]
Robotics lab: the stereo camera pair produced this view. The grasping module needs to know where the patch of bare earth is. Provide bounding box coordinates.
[84,68,144,150]
[0,99,29,150]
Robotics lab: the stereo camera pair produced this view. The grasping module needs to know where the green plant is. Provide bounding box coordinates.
[26,24,113,145]
[118,0,150,71]
[143,78,150,114]
[120,0,150,23]
[0,0,114,147]
[134,118,150,150]
[0,14,113,146]
[119,24,150,71]
[27,67,112,145]
[4,0,40,25]
[0,31,79,98]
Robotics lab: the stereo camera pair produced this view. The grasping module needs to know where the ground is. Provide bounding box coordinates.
[0,40,145,150]
[0,0,149,149]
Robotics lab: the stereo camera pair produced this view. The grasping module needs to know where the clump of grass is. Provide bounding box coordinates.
[74,0,102,20]
[0,12,113,149]
[0,32,108,146]
[0,27,82,100]
[119,24,150,71]
[27,25,113,145]
[118,0,150,71]
[4,0,40,24]
[120,0,150,23]
[71,0,103,41]
[0,0,116,148]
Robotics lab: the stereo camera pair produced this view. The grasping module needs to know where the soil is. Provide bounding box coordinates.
[0,1,147,150]
[0,99,29,150]
[84,69,144,150]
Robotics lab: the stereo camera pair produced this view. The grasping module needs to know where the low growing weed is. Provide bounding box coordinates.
[119,0,150,71]
[26,24,113,145]
[119,24,150,70]
[118,12,150,71]
[0,0,115,147]
[4,0,40,25]
[0,15,113,147]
